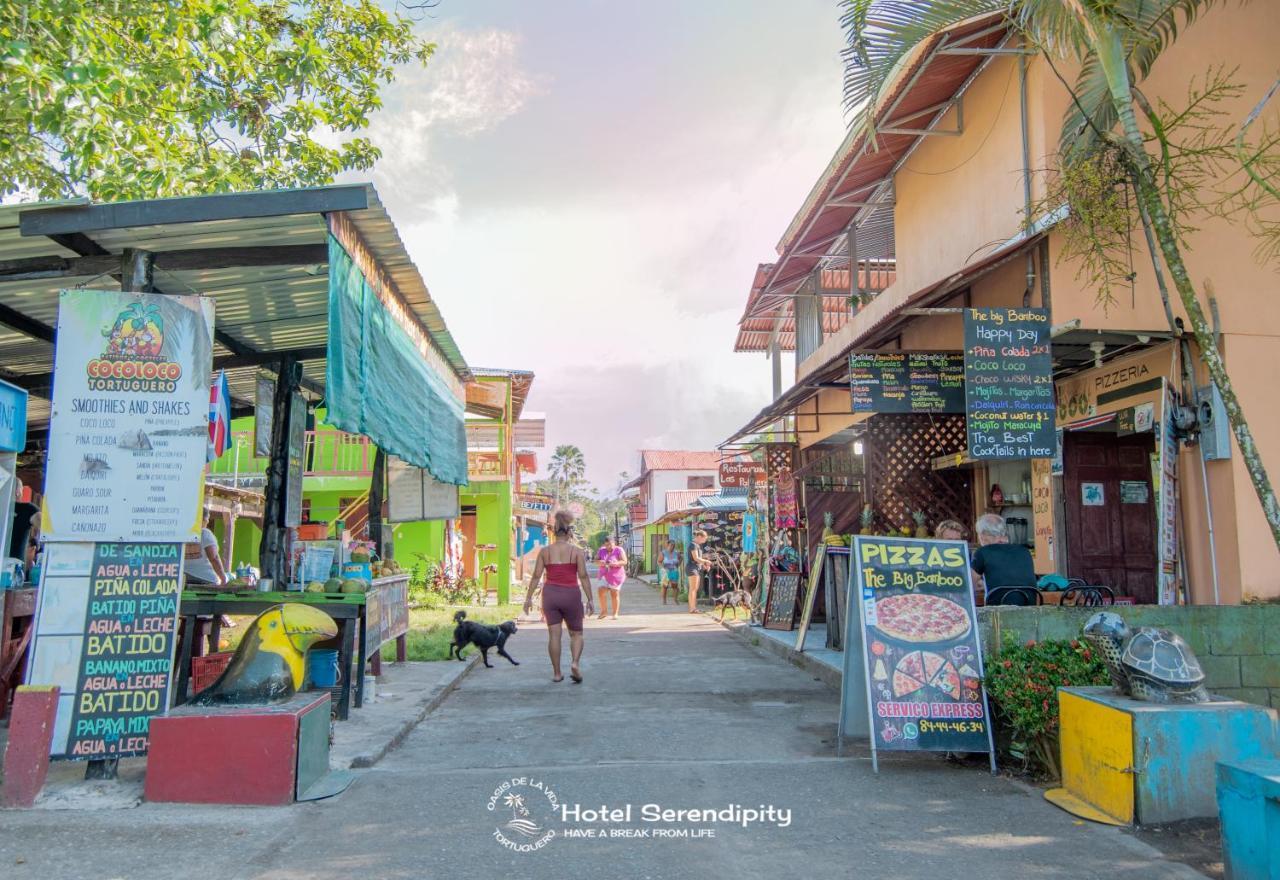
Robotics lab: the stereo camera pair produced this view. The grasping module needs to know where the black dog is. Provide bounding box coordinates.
[713,589,754,621]
[449,610,519,667]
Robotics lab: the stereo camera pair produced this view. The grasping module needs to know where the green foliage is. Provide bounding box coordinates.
[0,0,432,199]
[408,557,484,607]
[985,636,1111,779]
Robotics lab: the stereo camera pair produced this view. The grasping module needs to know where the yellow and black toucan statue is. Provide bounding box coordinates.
[193,603,338,705]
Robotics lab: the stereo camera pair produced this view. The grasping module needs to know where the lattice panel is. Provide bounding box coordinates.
[864,415,972,535]
[765,444,795,479]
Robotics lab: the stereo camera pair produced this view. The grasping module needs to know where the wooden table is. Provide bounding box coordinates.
[175,591,368,720]
[0,588,36,720]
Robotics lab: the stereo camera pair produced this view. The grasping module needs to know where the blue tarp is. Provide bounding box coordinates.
[326,237,468,485]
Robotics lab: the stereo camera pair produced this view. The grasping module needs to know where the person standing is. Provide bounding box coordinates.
[659,540,680,604]
[595,535,627,619]
[525,510,594,683]
[686,530,711,613]
[184,509,229,587]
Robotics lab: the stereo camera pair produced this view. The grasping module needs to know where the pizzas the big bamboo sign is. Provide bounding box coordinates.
[851,535,995,772]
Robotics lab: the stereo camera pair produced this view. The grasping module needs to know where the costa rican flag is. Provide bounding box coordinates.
[208,370,231,459]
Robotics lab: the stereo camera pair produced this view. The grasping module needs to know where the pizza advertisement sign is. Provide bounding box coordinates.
[852,535,996,773]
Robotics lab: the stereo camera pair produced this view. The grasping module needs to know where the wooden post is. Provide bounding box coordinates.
[369,448,386,557]
[86,247,155,781]
[258,355,300,582]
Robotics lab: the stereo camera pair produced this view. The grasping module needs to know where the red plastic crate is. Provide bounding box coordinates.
[191,652,233,695]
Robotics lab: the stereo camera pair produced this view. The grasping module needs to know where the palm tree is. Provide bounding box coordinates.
[548,444,586,507]
[841,0,1280,553]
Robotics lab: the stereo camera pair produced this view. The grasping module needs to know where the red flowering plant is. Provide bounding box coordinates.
[983,635,1110,779]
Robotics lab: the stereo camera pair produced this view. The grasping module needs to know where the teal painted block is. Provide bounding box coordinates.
[1216,759,1280,880]
[1266,623,1280,656]
[1202,655,1243,690]
[1066,688,1279,825]
[1241,655,1280,689]
[1037,609,1094,643]
[1214,624,1268,657]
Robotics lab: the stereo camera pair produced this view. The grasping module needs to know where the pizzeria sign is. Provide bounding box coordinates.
[845,535,996,773]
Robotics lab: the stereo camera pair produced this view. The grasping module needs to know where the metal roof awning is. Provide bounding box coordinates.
[734,262,897,353]
[0,184,471,440]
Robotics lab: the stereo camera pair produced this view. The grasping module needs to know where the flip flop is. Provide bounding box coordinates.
[570,667,583,684]
[552,675,564,683]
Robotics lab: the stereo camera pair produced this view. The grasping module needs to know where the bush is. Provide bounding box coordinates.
[984,636,1111,779]
[408,558,485,607]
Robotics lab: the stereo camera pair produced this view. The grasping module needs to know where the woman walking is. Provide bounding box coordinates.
[686,530,711,613]
[659,540,680,604]
[525,510,595,683]
[595,535,627,619]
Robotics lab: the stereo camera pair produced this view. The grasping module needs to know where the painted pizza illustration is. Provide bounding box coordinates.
[892,650,961,700]
[873,593,971,643]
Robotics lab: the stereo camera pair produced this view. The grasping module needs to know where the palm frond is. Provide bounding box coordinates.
[1059,51,1119,156]
[839,0,1003,127]
[1121,0,1231,81]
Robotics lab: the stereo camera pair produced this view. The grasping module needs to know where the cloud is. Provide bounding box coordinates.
[359,24,544,221]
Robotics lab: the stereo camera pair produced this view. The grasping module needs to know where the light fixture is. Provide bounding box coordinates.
[853,440,865,455]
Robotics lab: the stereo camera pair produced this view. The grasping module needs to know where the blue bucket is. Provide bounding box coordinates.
[308,648,340,688]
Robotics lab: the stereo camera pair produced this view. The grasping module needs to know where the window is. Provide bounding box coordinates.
[688,476,714,490]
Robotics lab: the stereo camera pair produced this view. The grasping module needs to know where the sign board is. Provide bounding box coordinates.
[719,459,766,487]
[285,392,306,528]
[847,535,995,772]
[964,307,1055,459]
[763,571,801,630]
[27,542,184,759]
[253,372,275,457]
[365,577,410,652]
[0,377,28,452]
[43,290,213,542]
[516,492,554,518]
[387,455,461,522]
[849,351,965,414]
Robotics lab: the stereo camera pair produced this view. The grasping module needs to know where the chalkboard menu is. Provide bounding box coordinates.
[963,307,1055,459]
[28,542,184,759]
[763,572,801,630]
[851,536,995,768]
[849,351,965,413]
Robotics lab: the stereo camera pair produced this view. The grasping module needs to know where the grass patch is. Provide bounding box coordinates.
[381,605,520,662]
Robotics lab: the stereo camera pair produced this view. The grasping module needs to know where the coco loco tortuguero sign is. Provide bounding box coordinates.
[963,307,1055,459]
[851,535,995,772]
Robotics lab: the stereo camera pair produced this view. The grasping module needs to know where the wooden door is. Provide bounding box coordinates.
[1064,432,1157,603]
[460,511,478,579]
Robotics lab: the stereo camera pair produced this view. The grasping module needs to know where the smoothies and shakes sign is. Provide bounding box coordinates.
[849,535,995,772]
[43,290,213,543]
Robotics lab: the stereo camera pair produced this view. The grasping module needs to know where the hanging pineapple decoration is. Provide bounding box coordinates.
[104,303,165,359]
[913,510,929,539]
[820,510,846,547]
[859,503,875,535]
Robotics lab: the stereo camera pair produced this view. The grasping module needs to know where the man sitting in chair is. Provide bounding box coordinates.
[971,513,1037,605]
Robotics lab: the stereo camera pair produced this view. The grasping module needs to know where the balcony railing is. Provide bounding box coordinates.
[210,430,376,483]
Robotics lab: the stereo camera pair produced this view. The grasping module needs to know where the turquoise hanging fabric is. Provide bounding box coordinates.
[326,236,468,485]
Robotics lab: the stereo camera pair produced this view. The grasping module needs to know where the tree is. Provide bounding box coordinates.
[0,0,432,200]
[547,444,586,508]
[841,0,1280,554]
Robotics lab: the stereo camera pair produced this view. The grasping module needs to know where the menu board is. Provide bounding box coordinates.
[285,392,306,528]
[387,454,461,522]
[852,536,994,765]
[27,542,184,759]
[763,571,800,630]
[963,307,1055,459]
[366,576,411,652]
[42,290,213,542]
[849,351,965,414]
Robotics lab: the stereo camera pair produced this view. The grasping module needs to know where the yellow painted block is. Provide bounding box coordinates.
[1058,689,1134,825]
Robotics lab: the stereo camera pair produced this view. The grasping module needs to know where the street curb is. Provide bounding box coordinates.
[347,654,481,769]
[715,618,841,690]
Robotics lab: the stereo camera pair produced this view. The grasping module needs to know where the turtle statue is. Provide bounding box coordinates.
[1082,612,1210,704]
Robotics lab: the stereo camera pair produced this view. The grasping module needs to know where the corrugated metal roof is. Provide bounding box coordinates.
[696,493,749,512]
[639,450,722,472]
[0,184,471,431]
[735,261,897,352]
[664,488,716,513]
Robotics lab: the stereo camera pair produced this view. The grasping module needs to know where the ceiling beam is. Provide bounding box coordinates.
[19,185,368,237]
[0,303,55,343]
[0,245,329,283]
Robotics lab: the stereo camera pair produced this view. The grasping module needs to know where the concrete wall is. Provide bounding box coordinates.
[977,605,1280,711]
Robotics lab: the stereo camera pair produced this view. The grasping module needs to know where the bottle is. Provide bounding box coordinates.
[990,483,1004,507]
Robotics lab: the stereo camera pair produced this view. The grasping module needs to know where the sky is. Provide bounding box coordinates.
[351,1,851,491]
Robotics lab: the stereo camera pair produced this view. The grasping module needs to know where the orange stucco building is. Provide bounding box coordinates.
[730,7,1280,603]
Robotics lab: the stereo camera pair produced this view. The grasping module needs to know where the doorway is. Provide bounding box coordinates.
[460,506,478,579]
[1063,431,1158,603]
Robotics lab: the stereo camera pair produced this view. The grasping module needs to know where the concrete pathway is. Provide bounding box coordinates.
[0,580,1206,879]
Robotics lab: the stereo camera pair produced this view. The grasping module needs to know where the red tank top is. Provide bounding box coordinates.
[545,562,579,588]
